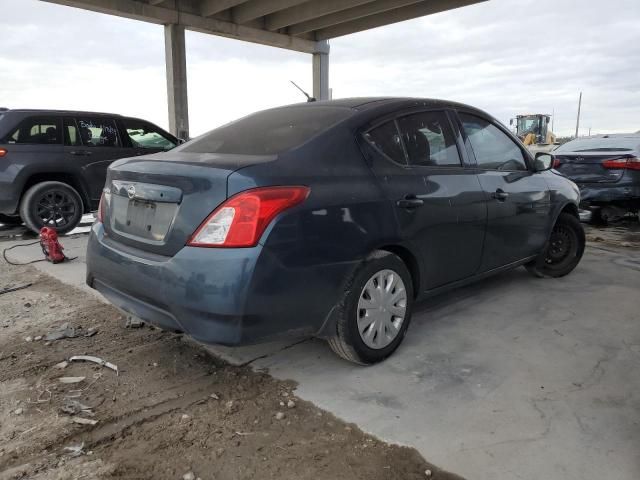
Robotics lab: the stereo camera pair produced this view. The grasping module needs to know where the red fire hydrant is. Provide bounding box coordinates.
[39,227,67,264]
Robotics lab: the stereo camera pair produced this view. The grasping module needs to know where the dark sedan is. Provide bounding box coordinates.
[552,134,640,222]
[86,98,584,364]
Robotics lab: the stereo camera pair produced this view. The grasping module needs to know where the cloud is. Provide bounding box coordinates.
[0,0,638,136]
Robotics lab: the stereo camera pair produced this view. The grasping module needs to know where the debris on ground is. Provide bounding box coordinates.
[84,327,98,337]
[69,355,118,374]
[275,411,285,420]
[59,376,86,384]
[287,400,296,409]
[125,315,144,328]
[182,472,195,480]
[64,442,85,457]
[45,322,77,341]
[54,360,69,369]
[0,282,32,296]
[60,399,94,417]
[71,416,98,426]
[13,407,23,415]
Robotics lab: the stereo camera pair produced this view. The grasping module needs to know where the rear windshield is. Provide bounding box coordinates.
[555,136,639,153]
[179,106,352,155]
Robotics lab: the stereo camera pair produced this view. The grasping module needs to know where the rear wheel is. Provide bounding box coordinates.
[0,214,22,226]
[526,212,585,278]
[19,181,83,235]
[328,250,413,364]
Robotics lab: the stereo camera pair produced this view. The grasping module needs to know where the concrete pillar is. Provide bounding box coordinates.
[164,24,189,140]
[312,40,330,101]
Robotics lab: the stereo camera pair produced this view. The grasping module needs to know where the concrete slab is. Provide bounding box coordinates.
[3,233,638,480]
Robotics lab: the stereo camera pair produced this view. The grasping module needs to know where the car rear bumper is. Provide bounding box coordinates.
[578,182,640,208]
[86,223,351,345]
[0,180,20,215]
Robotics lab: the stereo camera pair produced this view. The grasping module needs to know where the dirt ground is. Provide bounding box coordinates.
[583,216,640,248]
[0,261,459,480]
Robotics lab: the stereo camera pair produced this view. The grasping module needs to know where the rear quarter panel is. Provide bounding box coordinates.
[227,125,403,336]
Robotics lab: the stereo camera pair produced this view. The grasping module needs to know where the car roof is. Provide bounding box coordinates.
[295,97,474,111]
[575,133,640,139]
[4,109,123,117]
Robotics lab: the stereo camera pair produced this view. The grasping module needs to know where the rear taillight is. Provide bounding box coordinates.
[602,157,640,171]
[187,186,310,248]
[0,148,6,158]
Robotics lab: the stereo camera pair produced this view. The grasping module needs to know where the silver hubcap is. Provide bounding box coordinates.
[357,269,407,350]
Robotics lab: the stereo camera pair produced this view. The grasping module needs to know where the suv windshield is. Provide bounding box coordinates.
[179,106,352,155]
[555,136,639,152]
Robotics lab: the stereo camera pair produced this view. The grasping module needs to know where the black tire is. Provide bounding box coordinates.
[0,214,23,225]
[526,212,585,278]
[328,250,414,365]
[19,181,84,235]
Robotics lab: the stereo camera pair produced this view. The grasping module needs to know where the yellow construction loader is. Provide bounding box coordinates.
[510,114,558,153]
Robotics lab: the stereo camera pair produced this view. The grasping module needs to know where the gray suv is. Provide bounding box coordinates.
[0,109,179,233]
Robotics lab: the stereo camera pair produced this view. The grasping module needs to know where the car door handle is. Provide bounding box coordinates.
[70,150,92,156]
[492,189,509,201]
[396,196,424,209]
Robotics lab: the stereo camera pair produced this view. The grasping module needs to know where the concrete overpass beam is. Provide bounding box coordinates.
[164,23,190,140]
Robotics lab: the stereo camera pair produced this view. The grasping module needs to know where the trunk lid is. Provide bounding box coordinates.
[102,151,275,256]
[554,151,632,183]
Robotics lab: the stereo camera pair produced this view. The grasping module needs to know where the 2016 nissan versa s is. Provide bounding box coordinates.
[86,98,585,364]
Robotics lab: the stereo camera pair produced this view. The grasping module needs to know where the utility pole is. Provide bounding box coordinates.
[575,92,582,138]
[551,108,555,132]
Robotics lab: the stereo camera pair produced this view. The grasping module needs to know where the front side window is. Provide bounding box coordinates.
[396,111,461,167]
[123,119,176,150]
[364,120,406,164]
[76,117,121,147]
[460,113,527,171]
[6,117,60,145]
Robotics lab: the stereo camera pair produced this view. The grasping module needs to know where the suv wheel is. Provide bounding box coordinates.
[328,250,414,364]
[526,212,585,278]
[0,214,23,226]
[19,181,84,235]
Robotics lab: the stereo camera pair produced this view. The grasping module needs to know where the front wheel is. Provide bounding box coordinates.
[526,212,585,278]
[328,251,414,364]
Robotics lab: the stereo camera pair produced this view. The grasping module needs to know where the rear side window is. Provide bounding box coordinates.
[180,106,352,155]
[123,119,176,150]
[460,113,527,171]
[397,111,461,167]
[64,118,81,146]
[6,117,60,145]
[364,121,406,164]
[77,117,121,147]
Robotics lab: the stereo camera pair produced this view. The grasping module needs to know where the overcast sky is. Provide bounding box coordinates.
[1,0,638,137]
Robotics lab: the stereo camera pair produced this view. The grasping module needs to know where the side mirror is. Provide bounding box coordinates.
[177,138,186,145]
[534,152,554,171]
